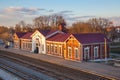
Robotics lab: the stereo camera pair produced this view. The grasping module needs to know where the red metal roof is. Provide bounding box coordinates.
[16,32,27,38]
[21,32,33,39]
[39,30,58,37]
[47,33,71,42]
[73,33,110,44]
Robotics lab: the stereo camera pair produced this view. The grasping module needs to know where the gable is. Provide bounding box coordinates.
[31,30,40,37]
[66,35,81,47]
[13,33,19,40]
[31,30,45,38]
[66,35,80,43]
[31,30,63,39]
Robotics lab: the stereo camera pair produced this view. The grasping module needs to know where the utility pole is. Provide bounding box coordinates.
[104,38,107,63]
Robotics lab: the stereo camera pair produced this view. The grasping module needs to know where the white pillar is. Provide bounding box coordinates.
[32,38,35,52]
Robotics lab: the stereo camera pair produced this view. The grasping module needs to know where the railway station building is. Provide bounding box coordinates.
[13,25,110,61]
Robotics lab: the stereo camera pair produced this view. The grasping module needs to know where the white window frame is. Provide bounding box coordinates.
[94,46,99,58]
[51,44,54,52]
[47,44,50,52]
[59,45,62,56]
[68,47,72,58]
[54,45,57,53]
[84,47,90,59]
[74,48,79,59]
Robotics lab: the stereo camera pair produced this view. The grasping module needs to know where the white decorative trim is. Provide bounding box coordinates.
[94,46,99,59]
[74,48,79,59]
[83,42,108,45]
[54,45,57,53]
[51,44,54,52]
[59,45,62,56]
[68,47,72,58]
[46,30,63,39]
[84,47,90,59]
[46,40,65,44]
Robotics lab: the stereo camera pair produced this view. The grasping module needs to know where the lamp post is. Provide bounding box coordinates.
[104,38,107,63]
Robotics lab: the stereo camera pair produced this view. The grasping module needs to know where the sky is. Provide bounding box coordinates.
[0,0,120,26]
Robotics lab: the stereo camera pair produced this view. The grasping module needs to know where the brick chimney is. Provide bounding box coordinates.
[59,23,66,31]
[59,24,62,31]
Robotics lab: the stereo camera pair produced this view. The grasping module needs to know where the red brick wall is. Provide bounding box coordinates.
[66,36,81,61]
[82,44,109,61]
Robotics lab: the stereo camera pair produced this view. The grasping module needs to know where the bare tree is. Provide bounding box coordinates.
[14,24,21,32]
[25,24,34,32]
[88,18,113,34]
[69,22,93,33]
[0,26,9,33]
[33,15,66,30]
[34,16,50,29]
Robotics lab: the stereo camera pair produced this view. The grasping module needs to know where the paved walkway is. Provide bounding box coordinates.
[0,47,120,80]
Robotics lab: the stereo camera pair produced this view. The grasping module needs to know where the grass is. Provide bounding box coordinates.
[110,47,120,53]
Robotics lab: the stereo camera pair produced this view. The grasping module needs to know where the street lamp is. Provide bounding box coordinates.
[104,38,107,63]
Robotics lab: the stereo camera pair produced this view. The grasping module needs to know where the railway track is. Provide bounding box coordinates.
[0,62,40,80]
[0,51,113,80]
[0,57,56,80]
[0,56,72,80]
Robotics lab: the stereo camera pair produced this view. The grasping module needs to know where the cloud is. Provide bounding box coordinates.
[75,16,96,19]
[66,16,120,26]
[47,9,54,12]
[51,10,73,16]
[4,7,45,15]
[48,10,95,25]
[0,6,46,26]
[108,16,120,26]
[66,16,96,22]
[63,15,96,26]
[1,7,120,27]
[59,10,73,14]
